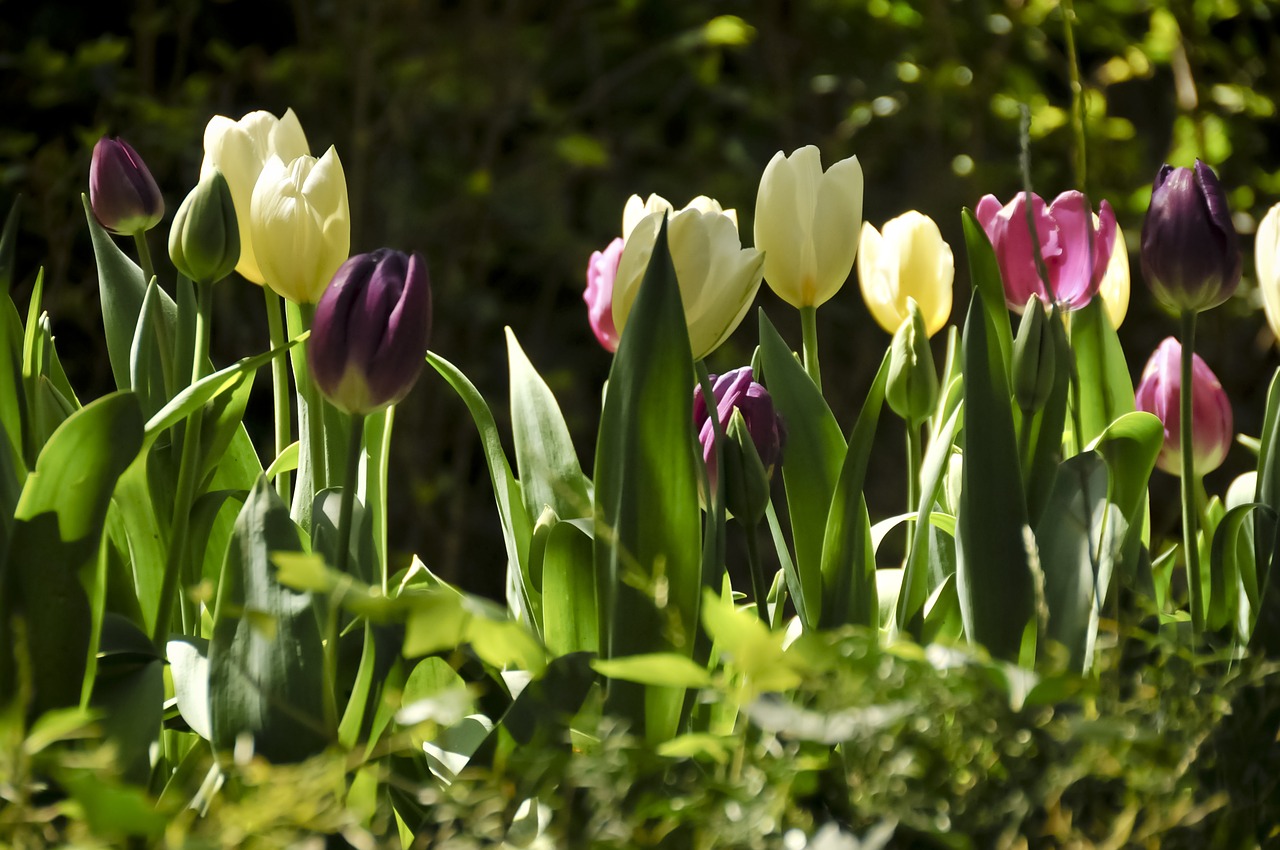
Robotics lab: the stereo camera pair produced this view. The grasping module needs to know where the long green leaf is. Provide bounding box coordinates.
[0,195,19,297]
[961,208,1013,381]
[1070,298,1136,448]
[757,309,846,630]
[592,219,701,743]
[1023,310,1071,525]
[956,290,1034,660]
[542,519,597,656]
[1087,411,1162,591]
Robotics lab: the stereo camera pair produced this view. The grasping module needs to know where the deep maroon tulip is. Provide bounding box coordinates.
[309,249,432,415]
[1140,160,1241,313]
[1134,337,1232,477]
[89,137,164,236]
[584,237,623,352]
[693,368,784,521]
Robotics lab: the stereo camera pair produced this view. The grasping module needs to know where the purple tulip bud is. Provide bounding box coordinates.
[975,190,1116,313]
[1140,160,1241,313]
[584,237,623,352]
[309,249,432,415]
[693,368,785,521]
[1134,337,1232,477]
[89,137,165,236]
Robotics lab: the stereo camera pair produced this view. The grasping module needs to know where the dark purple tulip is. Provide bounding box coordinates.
[89,137,164,236]
[1140,160,1241,313]
[309,249,432,415]
[693,368,784,520]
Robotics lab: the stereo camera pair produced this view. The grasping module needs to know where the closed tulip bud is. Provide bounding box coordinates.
[201,109,310,285]
[251,147,351,304]
[858,211,954,337]
[89,137,164,236]
[1140,160,1241,314]
[885,299,938,427]
[614,196,763,360]
[584,237,623,352]
[1134,337,1233,477]
[1254,203,1280,342]
[976,190,1117,313]
[309,249,432,415]
[694,368,785,522]
[169,169,239,285]
[1011,297,1056,415]
[754,145,864,309]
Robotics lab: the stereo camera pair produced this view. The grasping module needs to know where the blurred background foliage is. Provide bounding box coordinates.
[1,0,1278,597]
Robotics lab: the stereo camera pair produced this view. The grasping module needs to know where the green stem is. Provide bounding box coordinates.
[151,281,214,649]
[743,520,769,626]
[1062,0,1088,191]
[1180,309,1204,638]
[324,412,365,735]
[133,231,155,292]
[905,422,922,565]
[264,287,291,505]
[298,302,326,494]
[1017,409,1035,477]
[800,305,822,390]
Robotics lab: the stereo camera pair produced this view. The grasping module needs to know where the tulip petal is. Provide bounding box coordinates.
[811,154,863,307]
[1258,204,1280,341]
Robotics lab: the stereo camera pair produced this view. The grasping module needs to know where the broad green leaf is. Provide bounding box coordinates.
[0,195,19,296]
[542,519,598,657]
[311,488,375,584]
[757,309,845,630]
[197,367,257,492]
[338,623,377,748]
[426,351,534,624]
[1209,503,1266,641]
[1022,309,1071,526]
[57,769,169,840]
[403,589,546,676]
[1253,367,1280,641]
[128,279,169,418]
[91,615,164,784]
[819,349,891,628]
[592,219,701,743]
[208,476,328,762]
[592,653,713,689]
[0,289,27,479]
[701,588,801,694]
[487,652,595,752]
[1087,411,1162,590]
[1070,298,1136,448]
[955,290,1034,660]
[506,327,591,522]
[960,208,1013,381]
[423,715,493,783]
[1036,452,1125,671]
[167,636,212,740]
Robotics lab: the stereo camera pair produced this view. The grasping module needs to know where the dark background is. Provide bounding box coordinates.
[2,0,1278,598]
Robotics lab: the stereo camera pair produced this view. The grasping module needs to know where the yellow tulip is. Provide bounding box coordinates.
[201,109,310,285]
[1257,203,1280,343]
[250,147,351,305]
[1097,222,1130,330]
[753,146,863,309]
[613,195,764,360]
[857,212,953,337]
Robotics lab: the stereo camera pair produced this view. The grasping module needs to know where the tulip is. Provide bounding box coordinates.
[693,367,784,523]
[885,299,938,427]
[976,190,1117,313]
[169,170,240,286]
[857,211,954,337]
[1097,221,1130,330]
[309,249,432,415]
[584,237,624,352]
[89,137,164,236]
[1134,337,1232,477]
[201,109,310,284]
[1254,203,1280,342]
[613,196,763,360]
[250,148,351,304]
[1140,160,1241,314]
[753,146,864,309]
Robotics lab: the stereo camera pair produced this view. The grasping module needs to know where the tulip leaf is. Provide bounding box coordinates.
[402,588,547,676]
[956,290,1034,660]
[1253,368,1280,624]
[542,518,598,657]
[593,218,702,743]
[757,309,846,630]
[961,208,1013,381]
[0,195,19,297]
[1022,309,1072,526]
[819,349,891,628]
[91,614,164,784]
[0,290,27,480]
[1035,452,1126,671]
[362,406,392,583]
[1070,299,1136,448]
[208,476,329,762]
[2,391,144,714]
[426,352,535,626]
[506,327,592,523]
[1209,502,1263,640]
[128,279,169,419]
[592,653,713,689]
[167,635,212,741]
[1086,411,1162,591]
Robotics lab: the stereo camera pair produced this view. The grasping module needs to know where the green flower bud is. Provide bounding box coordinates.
[1011,296,1056,414]
[169,170,240,285]
[886,299,938,427]
[722,408,773,525]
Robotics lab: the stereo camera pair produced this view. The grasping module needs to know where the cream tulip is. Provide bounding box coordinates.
[1257,203,1280,342]
[1097,222,1130,330]
[250,147,351,304]
[857,212,953,337]
[201,109,310,284]
[753,146,863,309]
[613,197,764,360]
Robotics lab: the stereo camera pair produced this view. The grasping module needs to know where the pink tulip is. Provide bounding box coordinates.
[976,190,1117,313]
[583,237,624,352]
[1134,337,1233,477]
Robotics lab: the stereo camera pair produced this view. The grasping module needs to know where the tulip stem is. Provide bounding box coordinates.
[324,411,365,737]
[905,422,922,565]
[1062,0,1088,191]
[133,231,155,292]
[264,287,292,505]
[800,306,822,389]
[1180,309,1204,638]
[152,281,214,649]
[743,519,770,626]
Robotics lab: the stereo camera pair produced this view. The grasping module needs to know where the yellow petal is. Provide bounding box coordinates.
[1098,223,1130,330]
[857,221,904,334]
